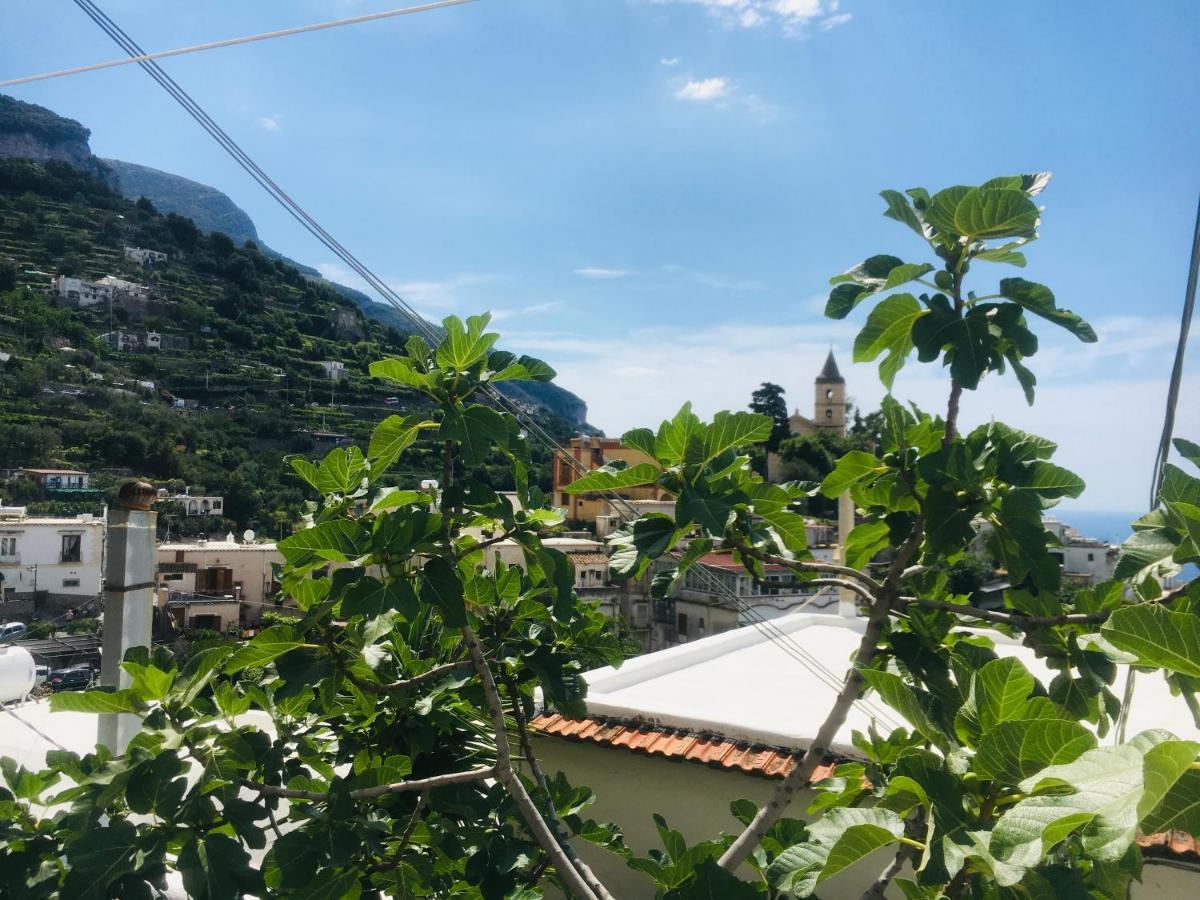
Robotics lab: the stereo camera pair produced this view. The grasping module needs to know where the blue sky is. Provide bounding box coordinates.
[3,0,1199,511]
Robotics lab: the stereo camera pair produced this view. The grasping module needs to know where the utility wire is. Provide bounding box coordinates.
[0,0,477,88]
[1116,194,1200,746]
[74,0,901,732]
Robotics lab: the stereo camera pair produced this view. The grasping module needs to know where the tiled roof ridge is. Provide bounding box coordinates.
[531,713,1200,864]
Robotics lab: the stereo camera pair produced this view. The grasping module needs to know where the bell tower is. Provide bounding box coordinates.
[814,350,846,436]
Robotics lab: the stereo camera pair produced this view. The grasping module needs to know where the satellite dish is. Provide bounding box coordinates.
[243,530,255,544]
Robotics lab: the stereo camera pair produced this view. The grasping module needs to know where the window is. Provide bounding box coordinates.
[62,579,80,588]
[61,534,81,562]
[0,537,16,557]
[826,389,834,399]
[164,573,184,582]
[677,612,688,637]
[1087,553,1094,562]
[825,409,833,419]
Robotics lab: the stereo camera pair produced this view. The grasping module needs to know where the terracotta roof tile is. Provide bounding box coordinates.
[532,714,1200,862]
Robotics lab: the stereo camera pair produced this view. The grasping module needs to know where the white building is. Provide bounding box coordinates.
[530,610,1200,898]
[51,275,111,307]
[95,275,151,299]
[156,536,282,626]
[156,489,225,518]
[1043,518,1118,585]
[124,246,168,266]
[0,508,105,611]
[319,360,347,381]
[21,468,90,490]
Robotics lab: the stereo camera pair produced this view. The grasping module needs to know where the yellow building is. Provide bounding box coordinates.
[553,437,670,523]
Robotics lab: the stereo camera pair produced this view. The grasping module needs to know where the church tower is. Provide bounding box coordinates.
[814,350,846,436]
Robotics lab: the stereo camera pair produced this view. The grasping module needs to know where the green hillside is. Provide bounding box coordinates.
[0,157,577,537]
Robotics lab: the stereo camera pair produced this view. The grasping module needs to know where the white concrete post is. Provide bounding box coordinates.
[99,481,157,753]
[836,491,857,618]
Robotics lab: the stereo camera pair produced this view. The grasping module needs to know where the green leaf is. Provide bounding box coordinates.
[1174,438,1200,468]
[1114,528,1178,580]
[975,238,1031,267]
[225,625,303,674]
[369,489,426,513]
[278,520,370,563]
[991,744,1147,877]
[926,187,1040,240]
[62,819,140,897]
[367,415,422,472]
[1138,736,1200,824]
[768,808,905,895]
[974,658,1036,732]
[862,669,948,749]
[369,357,433,391]
[1141,768,1200,836]
[655,403,704,466]
[701,411,772,463]
[562,462,661,495]
[761,509,809,554]
[180,833,258,900]
[974,719,1096,784]
[843,521,889,570]
[313,446,367,495]
[1009,461,1086,499]
[852,292,925,388]
[420,557,466,627]
[340,576,418,621]
[879,189,929,240]
[434,313,500,370]
[999,278,1097,342]
[819,450,888,498]
[632,514,682,557]
[121,661,175,702]
[439,404,509,466]
[50,689,145,715]
[1160,462,1200,505]
[621,427,657,458]
[1101,605,1200,677]
[665,858,759,900]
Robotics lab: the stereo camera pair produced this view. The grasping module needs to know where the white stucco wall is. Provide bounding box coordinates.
[533,737,1200,898]
[0,515,104,600]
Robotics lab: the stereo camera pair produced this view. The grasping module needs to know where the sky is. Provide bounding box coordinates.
[3,0,1199,512]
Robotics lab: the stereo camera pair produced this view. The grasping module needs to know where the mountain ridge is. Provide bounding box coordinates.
[0,92,590,427]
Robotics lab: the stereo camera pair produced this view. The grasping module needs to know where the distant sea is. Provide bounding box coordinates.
[1055,509,1198,583]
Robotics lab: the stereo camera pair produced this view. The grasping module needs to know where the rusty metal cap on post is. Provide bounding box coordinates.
[117,480,157,510]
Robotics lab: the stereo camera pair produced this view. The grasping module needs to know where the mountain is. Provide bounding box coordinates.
[0,93,591,427]
[103,159,259,246]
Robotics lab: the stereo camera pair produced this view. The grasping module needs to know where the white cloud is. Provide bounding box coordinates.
[258,115,282,132]
[654,0,851,35]
[315,263,493,318]
[574,267,632,279]
[674,77,730,102]
[660,56,680,66]
[491,301,562,322]
[501,315,1198,511]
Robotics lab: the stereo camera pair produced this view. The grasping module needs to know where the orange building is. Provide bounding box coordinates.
[553,437,671,523]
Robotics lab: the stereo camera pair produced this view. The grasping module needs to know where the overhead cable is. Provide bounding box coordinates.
[0,0,477,88]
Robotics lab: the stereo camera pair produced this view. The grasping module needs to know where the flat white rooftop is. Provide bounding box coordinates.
[569,612,1200,757]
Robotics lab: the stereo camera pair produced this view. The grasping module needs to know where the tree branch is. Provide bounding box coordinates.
[506,678,616,900]
[461,625,602,900]
[859,840,917,900]
[718,517,925,873]
[242,765,496,802]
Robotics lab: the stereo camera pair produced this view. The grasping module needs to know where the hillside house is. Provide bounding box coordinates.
[21,468,90,490]
[123,246,168,266]
[155,537,282,627]
[319,360,346,381]
[156,488,224,517]
[0,507,104,613]
[51,275,111,307]
[530,611,1200,898]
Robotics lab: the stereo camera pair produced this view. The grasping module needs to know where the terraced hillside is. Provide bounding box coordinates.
[0,158,577,536]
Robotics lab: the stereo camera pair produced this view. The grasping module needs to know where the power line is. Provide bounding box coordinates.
[73,0,900,732]
[0,0,478,88]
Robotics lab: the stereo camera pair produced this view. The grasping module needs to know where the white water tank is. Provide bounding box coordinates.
[0,646,37,703]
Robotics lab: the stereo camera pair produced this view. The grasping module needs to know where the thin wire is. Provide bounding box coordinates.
[1116,194,1200,746]
[74,0,901,733]
[0,0,478,88]
[1,704,69,753]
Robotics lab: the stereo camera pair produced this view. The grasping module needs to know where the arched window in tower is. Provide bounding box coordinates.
[826,389,833,399]
[826,409,833,419]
